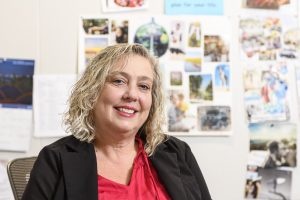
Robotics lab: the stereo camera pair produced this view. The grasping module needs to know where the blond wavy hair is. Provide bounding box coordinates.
[64,43,167,155]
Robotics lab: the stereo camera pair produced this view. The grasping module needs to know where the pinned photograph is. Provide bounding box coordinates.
[243,63,290,123]
[189,74,213,102]
[215,64,230,90]
[0,59,34,109]
[188,21,201,48]
[82,18,109,35]
[249,123,297,168]
[280,28,300,59]
[184,51,201,72]
[259,49,277,61]
[245,166,292,200]
[239,17,281,61]
[244,0,290,10]
[169,20,185,59]
[296,67,300,117]
[167,90,194,132]
[84,38,108,65]
[170,71,183,86]
[101,0,148,12]
[245,165,262,199]
[204,35,230,62]
[243,69,260,91]
[245,0,280,9]
[111,20,129,44]
[134,18,169,57]
[256,168,292,200]
[197,106,231,132]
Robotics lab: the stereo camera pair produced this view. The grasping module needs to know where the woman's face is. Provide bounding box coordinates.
[94,55,153,136]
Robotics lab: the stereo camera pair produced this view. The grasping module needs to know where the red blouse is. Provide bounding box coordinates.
[97,138,170,200]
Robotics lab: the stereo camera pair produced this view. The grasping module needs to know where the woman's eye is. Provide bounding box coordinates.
[113,79,126,85]
[139,84,150,91]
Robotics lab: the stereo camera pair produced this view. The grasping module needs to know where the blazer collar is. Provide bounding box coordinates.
[61,136,98,200]
[149,142,188,200]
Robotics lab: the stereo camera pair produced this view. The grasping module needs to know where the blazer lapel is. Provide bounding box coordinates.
[61,139,98,200]
[149,143,188,200]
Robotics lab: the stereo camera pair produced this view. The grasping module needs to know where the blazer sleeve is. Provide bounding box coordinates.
[184,142,212,200]
[22,146,62,200]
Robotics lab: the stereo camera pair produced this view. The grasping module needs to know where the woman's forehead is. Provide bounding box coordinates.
[110,55,153,72]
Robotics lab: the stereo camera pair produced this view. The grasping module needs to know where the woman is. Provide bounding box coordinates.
[22,44,212,200]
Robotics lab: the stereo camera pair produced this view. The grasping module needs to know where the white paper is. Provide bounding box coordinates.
[33,74,77,137]
[0,108,32,152]
[0,160,14,200]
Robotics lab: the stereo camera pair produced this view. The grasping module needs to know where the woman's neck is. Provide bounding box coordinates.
[93,132,138,185]
[93,131,137,156]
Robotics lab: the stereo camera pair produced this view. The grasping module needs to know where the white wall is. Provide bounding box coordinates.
[0,0,299,199]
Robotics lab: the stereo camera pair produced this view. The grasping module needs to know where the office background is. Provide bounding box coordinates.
[1,0,300,199]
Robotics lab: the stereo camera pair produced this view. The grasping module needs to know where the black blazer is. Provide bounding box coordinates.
[22,135,212,200]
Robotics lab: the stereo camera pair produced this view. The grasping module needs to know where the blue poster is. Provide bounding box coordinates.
[0,58,34,109]
[165,0,223,15]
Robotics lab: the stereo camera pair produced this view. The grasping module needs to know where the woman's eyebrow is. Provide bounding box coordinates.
[109,71,153,82]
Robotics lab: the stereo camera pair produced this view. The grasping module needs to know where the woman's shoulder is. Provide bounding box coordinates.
[41,135,89,154]
[44,135,76,148]
[163,135,188,146]
[157,135,190,153]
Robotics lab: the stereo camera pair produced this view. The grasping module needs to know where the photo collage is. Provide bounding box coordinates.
[79,15,232,136]
[239,14,299,200]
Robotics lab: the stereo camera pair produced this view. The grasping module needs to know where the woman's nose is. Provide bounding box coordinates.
[122,85,138,101]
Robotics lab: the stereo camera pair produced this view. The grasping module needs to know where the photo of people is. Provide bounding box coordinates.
[197,106,231,131]
[184,51,201,72]
[204,35,230,62]
[167,90,192,132]
[82,18,109,35]
[215,64,230,90]
[170,71,182,86]
[169,20,185,58]
[0,59,34,109]
[84,38,108,65]
[249,123,297,168]
[111,20,129,44]
[188,21,201,48]
[189,74,213,102]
